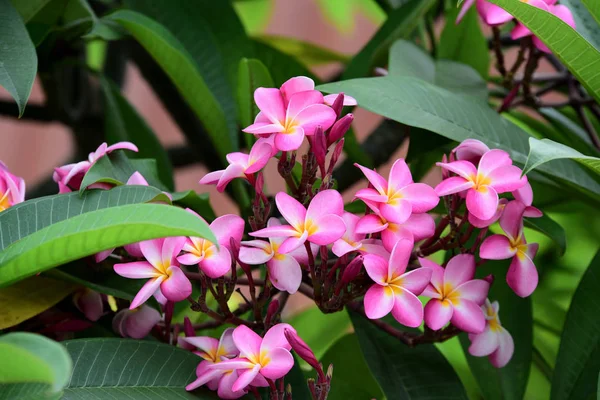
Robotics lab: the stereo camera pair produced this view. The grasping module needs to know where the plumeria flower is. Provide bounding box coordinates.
[452,139,490,165]
[178,210,244,279]
[457,0,513,26]
[240,218,315,294]
[199,141,273,192]
[468,198,508,228]
[279,76,357,108]
[479,200,539,297]
[435,149,527,220]
[250,190,346,254]
[112,305,162,339]
[114,237,192,309]
[363,239,432,327]
[468,299,514,368]
[355,159,439,223]
[182,329,246,398]
[512,0,575,53]
[209,324,295,393]
[53,141,138,193]
[332,212,394,257]
[73,288,103,321]
[0,161,25,212]
[242,87,337,151]
[421,254,490,333]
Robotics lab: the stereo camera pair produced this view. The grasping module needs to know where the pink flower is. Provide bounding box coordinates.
[355,159,439,223]
[468,299,514,368]
[468,198,508,228]
[112,305,161,339]
[240,218,314,294]
[73,288,103,321]
[512,1,575,53]
[278,76,357,108]
[178,210,245,279]
[250,190,346,254]
[479,200,539,297]
[332,212,366,257]
[421,254,490,333]
[452,139,490,165]
[114,237,192,308]
[209,324,295,392]
[457,0,513,25]
[199,141,273,192]
[435,149,527,220]
[363,239,432,327]
[53,141,138,193]
[0,161,25,211]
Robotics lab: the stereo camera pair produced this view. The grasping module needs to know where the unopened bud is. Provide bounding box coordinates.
[313,126,327,173]
[328,114,354,146]
[285,328,321,373]
[328,139,345,175]
[331,92,345,117]
[265,299,280,326]
[326,363,334,381]
[483,274,495,285]
[183,316,195,337]
[440,154,449,179]
[374,67,388,76]
[255,171,264,195]
[341,255,364,285]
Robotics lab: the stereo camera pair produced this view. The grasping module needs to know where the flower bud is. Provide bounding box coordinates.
[330,92,345,117]
[440,154,449,179]
[73,288,104,322]
[483,274,495,285]
[113,305,161,339]
[183,316,195,337]
[328,138,345,175]
[313,126,327,173]
[374,67,388,76]
[265,299,280,326]
[255,171,264,195]
[284,328,321,373]
[328,114,354,146]
[341,255,364,286]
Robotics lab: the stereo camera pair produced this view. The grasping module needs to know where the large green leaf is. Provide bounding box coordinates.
[171,191,216,221]
[561,0,600,50]
[459,264,533,400]
[523,137,600,177]
[108,10,235,158]
[551,250,600,400]
[486,0,600,104]
[342,0,437,79]
[237,58,274,130]
[318,76,600,200]
[61,338,217,399]
[101,77,174,190]
[0,0,37,116]
[349,312,468,399]
[256,35,350,67]
[0,333,72,399]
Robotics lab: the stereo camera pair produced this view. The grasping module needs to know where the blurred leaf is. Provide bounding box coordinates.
[285,356,311,400]
[233,0,272,35]
[552,250,600,400]
[538,108,599,155]
[171,191,216,221]
[343,0,436,79]
[435,60,488,101]
[406,127,452,181]
[318,77,600,201]
[61,338,217,398]
[523,138,600,177]
[251,40,315,86]
[9,0,51,22]
[61,0,122,40]
[487,0,600,105]
[237,58,274,130]
[561,0,600,49]
[320,334,384,400]
[439,6,490,79]
[524,214,567,256]
[0,0,37,117]
[315,0,386,34]
[100,77,174,190]
[0,276,76,329]
[256,35,350,67]
[0,333,71,398]
[350,312,468,399]
[22,0,68,46]
[582,0,600,24]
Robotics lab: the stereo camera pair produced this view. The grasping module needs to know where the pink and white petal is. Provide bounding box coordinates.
[281,76,315,103]
[267,255,302,293]
[398,267,432,295]
[246,142,274,173]
[288,242,317,265]
[162,236,187,265]
[250,224,298,239]
[424,299,453,330]
[199,170,224,185]
[363,254,389,283]
[216,164,247,192]
[63,161,91,186]
[388,239,414,278]
[418,257,444,292]
[217,371,246,399]
[177,253,203,265]
[124,242,143,258]
[285,90,324,122]
[444,254,476,288]
[239,245,272,265]
[186,364,222,391]
[402,213,436,242]
[226,152,249,165]
[390,288,424,328]
[488,166,527,193]
[478,149,512,175]
[421,284,442,299]
[469,204,503,228]
[274,127,306,151]
[507,252,538,297]
[480,235,516,260]
[477,0,514,25]
[275,192,307,230]
[179,337,219,355]
[114,261,160,279]
[356,214,388,234]
[400,183,439,213]
[513,181,533,206]
[306,189,344,220]
[160,267,192,302]
[232,325,262,359]
[106,141,139,154]
[499,200,526,241]
[466,186,499,220]
[435,176,474,196]
[139,239,164,267]
[291,104,337,135]
[130,276,165,309]
[388,159,413,190]
[262,323,295,352]
[381,225,412,253]
[511,22,531,40]
[452,280,490,305]
[232,364,261,393]
[125,305,162,339]
[451,300,486,333]
[216,329,237,357]
[524,206,543,218]
[242,122,284,135]
[359,242,390,259]
[211,214,245,248]
[254,88,286,123]
[354,188,388,203]
[95,248,114,263]
[199,248,232,278]
[332,238,362,257]
[552,4,576,28]
[489,328,514,368]
[468,327,500,357]
[323,93,357,106]
[354,163,388,194]
[364,285,395,319]
[260,348,294,380]
[278,231,309,254]
[456,0,475,22]
[436,160,478,180]
[380,199,412,224]
[307,214,346,245]
[126,171,149,186]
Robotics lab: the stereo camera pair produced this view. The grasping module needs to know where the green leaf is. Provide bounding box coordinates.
[171,191,216,221]
[285,356,311,400]
[19,0,67,46]
[0,333,71,398]
[320,334,384,400]
[233,0,271,35]
[315,0,386,34]
[537,108,598,155]
[251,40,316,87]
[388,39,434,81]
[435,60,489,101]
[552,250,600,400]
[342,0,437,79]
[560,0,600,50]
[237,58,274,130]
[349,312,468,399]
[256,35,350,67]
[486,0,600,105]
[524,213,567,256]
[523,137,600,177]
[100,77,174,191]
[0,276,76,329]
[0,0,37,117]
[582,0,600,24]
[318,76,600,200]
[9,0,52,22]
[108,10,236,158]
[439,6,490,79]
[459,266,533,400]
[61,0,123,40]
[61,338,217,399]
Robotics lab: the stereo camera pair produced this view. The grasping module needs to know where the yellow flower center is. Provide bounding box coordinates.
[299,219,318,236]
[0,190,11,212]
[438,282,461,305]
[282,118,299,135]
[469,173,492,192]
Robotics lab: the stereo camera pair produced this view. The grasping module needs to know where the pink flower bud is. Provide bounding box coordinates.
[328,114,354,146]
[73,288,104,322]
[113,305,161,339]
[313,126,327,173]
[330,92,345,117]
[183,316,195,337]
[328,139,345,175]
[483,274,495,285]
[341,255,364,285]
[255,171,264,195]
[265,299,280,326]
[284,328,322,374]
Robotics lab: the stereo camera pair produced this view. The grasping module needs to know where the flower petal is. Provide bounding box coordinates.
[217,370,246,399]
[435,177,474,196]
[186,361,222,391]
[400,183,439,213]
[477,0,514,25]
[260,347,294,380]
[451,300,486,333]
[354,188,388,203]
[437,160,478,180]
[232,325,262,359]
[114,261,160,279]
[452,280,490,305]
[391,288,424,328]
[364,285,394,319]
[398,267,432,295]
[246,142,273,174]
[291,104,336,135]
[444,254,476,288]
[162,237,186,265]
[177,253,203,266]
[306,189,344,220]
[211,214,245,249]
[139,239,164,268]
[332,238,362,257]
[323,93,357,106]
[243,122,283,135]
[274,127,305,151]
[363,254,388,283]
[267,255,302,293]
[217,164,246,192]
[280,76,315,103]
[499,200,526,241]
[254,88,285,123]
[356,214,388,234]
[250,224,299,239]
[130,276,165,309]
[507,251,538,297]
[285,90,324,122]
[262,323,295,352]
[354,163,388,194]
[277,231,309,254]
[401,213,436,242]
[488,165,527,193]
[468,326,500,357]
[480,235,516,260]
[239,244,273,265]
[307,214,346,245]
[388,239,413,278]
[489,328,514,368]
[199,247,232,278]
[275,191,307,230]
[380,199,412,224]
[160,267,192,302]
[232,364,261,393]
[477,149,512,176]
[424,299,453,330]
[179,337,219,356]
[199,170,224,186]
[466,185,499,220]
[418,257,444,292]
[388,159,413,190]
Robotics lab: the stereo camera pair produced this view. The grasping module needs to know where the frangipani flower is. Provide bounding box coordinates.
[363,239,432,327]
[452,138,490,165]
[209,324,295,393]
[178,210,245,279]
[112,305,161,339]
[479,200,539,297]
[114,237,192,309]
[457,0,512,26]
[355,159,439,223]
[250,190,346,254]
[332,212,366,257]
[435,149,527,220]
[53,141,138,193]
[240,218,316,294]
[279,76,357,108]
[73,288,103,321]
[421,254,490,333]
[468,299,514,368]
[199,141,273,192]
[0,161,25,212]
